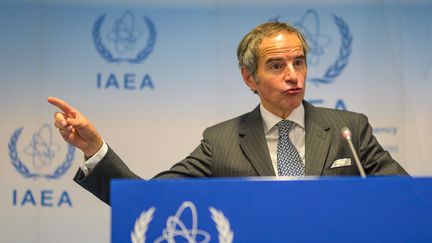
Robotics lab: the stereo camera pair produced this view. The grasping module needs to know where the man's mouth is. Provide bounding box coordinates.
[284,87,303,94]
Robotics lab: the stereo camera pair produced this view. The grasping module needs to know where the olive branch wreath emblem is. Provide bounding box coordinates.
[8,127,75,180]
[92,13,157,64]
[308,14,353,85]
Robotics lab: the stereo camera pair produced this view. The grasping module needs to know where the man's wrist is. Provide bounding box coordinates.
[81,141,108,175]
[83,139,104,157]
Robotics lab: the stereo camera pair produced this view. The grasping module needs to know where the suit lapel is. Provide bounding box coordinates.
[304,102,332,176]
[239,106,275,176]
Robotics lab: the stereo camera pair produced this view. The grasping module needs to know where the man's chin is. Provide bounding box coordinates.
[291,96,304,108]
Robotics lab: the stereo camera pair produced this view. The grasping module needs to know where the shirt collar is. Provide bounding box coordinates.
[260,102,305,134]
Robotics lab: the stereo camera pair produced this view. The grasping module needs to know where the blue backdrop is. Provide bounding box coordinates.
[1,0,431,242]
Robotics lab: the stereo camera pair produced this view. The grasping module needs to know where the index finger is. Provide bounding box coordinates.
[47,97,76,114]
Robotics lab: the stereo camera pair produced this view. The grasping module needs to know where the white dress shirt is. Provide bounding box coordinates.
[81,103,306,177]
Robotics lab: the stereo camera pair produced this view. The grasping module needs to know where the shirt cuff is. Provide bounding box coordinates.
[80,141,108,176]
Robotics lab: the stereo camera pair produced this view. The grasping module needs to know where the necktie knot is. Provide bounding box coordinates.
[278,120,294,136]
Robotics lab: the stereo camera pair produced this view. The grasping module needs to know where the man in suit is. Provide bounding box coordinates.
[48,21,407,204]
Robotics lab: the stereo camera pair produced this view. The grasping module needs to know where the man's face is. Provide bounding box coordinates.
[242,32,307,119]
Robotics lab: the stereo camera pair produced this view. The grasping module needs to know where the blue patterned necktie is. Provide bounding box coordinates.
[277,120,305,177]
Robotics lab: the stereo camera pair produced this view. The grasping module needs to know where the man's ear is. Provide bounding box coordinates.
[241,67,258,92]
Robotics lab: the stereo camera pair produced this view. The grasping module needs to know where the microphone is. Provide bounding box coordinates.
[341,127,366,178]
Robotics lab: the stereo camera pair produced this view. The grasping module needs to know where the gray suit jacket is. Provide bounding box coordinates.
[74,101,408,204]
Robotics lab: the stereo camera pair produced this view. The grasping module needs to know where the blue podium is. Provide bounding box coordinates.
[111,178,432,243]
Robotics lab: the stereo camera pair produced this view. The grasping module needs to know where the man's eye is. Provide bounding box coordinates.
[294,59,304,66]
[271,63,283,70]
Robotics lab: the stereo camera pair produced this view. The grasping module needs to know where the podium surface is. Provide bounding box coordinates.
[111,178,432,242]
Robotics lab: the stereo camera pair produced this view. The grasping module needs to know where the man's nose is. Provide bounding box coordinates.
[283,64,298,83]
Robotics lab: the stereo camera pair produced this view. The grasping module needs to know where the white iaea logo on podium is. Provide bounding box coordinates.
[131,201,234,243]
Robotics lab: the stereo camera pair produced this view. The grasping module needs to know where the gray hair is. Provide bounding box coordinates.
[236,21,310,83]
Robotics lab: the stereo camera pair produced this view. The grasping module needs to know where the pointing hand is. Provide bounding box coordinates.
[48,97,103,157]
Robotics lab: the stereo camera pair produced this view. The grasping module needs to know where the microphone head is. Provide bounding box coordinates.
[341,127,352,140]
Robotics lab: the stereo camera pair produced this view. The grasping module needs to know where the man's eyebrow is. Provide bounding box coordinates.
[294,55,305,60]
[264,57,284,64]
[264,55,305,64]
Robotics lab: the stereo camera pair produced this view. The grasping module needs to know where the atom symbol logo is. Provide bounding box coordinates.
[154,201,210,242]
[23,124,60,170]
[107,10,143,55]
